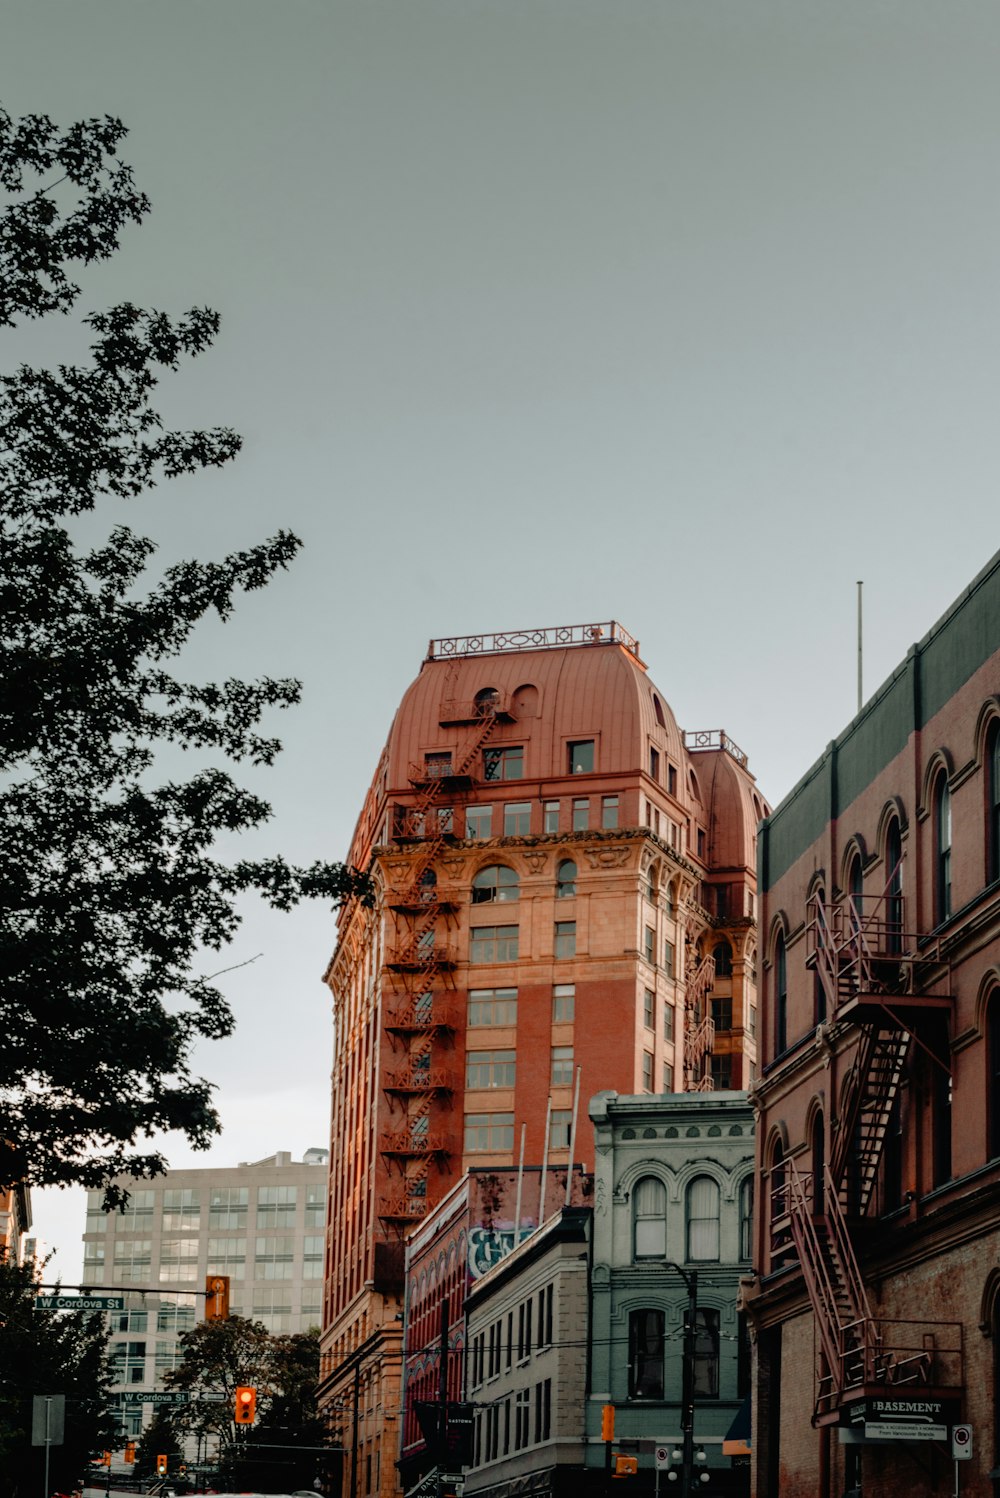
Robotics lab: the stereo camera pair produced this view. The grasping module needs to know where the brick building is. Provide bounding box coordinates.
[744,551,1000,1496]
[319,621,767,1498]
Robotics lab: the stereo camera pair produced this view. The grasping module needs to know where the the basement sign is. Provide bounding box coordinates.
[841,1397,961,1443]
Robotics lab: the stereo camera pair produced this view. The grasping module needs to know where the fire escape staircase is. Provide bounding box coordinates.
[779,876,958,1422]
[684,952,716,1090]
[378,702,507,1235]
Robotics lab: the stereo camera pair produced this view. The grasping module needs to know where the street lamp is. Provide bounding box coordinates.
[662,1263,698,1498]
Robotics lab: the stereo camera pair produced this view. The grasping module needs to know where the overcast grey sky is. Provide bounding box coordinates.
[9,1,1000,1277]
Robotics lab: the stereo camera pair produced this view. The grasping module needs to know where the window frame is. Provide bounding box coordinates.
[567,740,595,774]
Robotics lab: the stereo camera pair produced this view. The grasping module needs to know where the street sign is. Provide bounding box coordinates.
[35,1294,125,1312]
[655,1446,671,1471]
[31,1395,65,1447]
[952,1424,973,1460]
[111,1390,190,1406]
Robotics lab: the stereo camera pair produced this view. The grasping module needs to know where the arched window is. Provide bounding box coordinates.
[886,818,903,955]
[419,867,437,903]
[988,990,1000,1161]
[739,1176,754,1262]
[934,771,952,925]
[811,1112,825,1217]
[712,940,733,979]
[556,860,577,898]
[774,933,788,1055]
[988,721,1000,886]
[686,1176,720,1262]
[770,1139,791,1267]
[812,885,827,1026]
[847,853,863,935]
[474,687,499,715]
[633,1176,667,1260]
[471,865,519,904]
[653,694,667,729]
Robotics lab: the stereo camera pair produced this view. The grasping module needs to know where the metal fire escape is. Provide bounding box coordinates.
[684,950,716,1091]
[377,696,512,1234]
[770,871,962,1423]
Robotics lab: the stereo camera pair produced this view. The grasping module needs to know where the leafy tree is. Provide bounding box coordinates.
[164,1315,336,1492]
[0,106,368,1200]
[0,1255,117,1498]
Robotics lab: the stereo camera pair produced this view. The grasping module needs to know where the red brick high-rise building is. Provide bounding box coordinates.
[318,622,767,1497]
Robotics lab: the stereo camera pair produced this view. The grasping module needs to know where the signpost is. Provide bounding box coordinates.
[842,1396,961,1443]
[111,1390,191,1407]
[31,1395,65,1498]
[35,1294,125,1311]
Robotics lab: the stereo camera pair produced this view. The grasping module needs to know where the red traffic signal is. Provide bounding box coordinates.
[234,1385,257,1425]
[124,1440,136,1464]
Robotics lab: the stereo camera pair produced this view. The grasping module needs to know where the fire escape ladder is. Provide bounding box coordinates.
[784,1161,880,1417]
[807,892,843,1017]
[683,953,716,1089]
[830,1026,910,1214]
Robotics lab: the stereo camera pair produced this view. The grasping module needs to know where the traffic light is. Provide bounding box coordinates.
[124,1440,136,1464]
[234,1385,257,1425]
[178,1464,187,1477]
[601,1404,615,1441]
[206,1273,230,1321]
[156,1454,168,1476]
[101,1452,112,1466]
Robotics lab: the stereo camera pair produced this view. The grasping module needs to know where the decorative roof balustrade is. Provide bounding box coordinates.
[427,620,642,663]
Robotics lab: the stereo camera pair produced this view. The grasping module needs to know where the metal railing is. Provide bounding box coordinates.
[683,729,749,768]
[427,620,642,661]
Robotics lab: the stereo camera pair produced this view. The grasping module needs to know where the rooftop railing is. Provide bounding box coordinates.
[427,621,642,662]
[683,729,749,768]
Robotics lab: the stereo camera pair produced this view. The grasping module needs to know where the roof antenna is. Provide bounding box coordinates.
[857,580,863,714]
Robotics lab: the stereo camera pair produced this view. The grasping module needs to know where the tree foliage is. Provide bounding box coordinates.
[0,1255,116,1498]
[164,1316,335,1492]
[0,106,369,1198]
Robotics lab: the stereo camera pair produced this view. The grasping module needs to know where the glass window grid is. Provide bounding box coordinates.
[554,921,576,958]
[504,802,531,835]
[568,741,594,774]
[466,1051,516,1089]
[602,795,619,828]
[464,1113,515,1151]
[470,925,519,963]
[466,805,493,839]
[572,798,589,831]
[468,988,518,1026]
[551,1046,574,1087]
[552,983,575,1023]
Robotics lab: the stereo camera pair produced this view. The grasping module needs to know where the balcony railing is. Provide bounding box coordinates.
[683,729,749,769]
[427,621,642,663]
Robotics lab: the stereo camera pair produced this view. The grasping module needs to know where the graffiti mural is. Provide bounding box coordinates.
[467,1226,533,1279]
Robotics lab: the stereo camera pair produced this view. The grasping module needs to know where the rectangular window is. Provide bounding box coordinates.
[552,983,575,1023]
[117,1190,154,1231]
[551,1046,574,1087]
[516,1388,530,1448]
[649,747,660,781]
[643,989,655,1030]
[305,1184,324,1229]
[157,1299,196,1333]
[602,795,619,829]
[572,798,589,831]
[643,926,655,964]
[693,1308,721,1398]
[568,740,594,774]
[110,1340,147,1386]
[209,1186,247,1230]
[517,1299,533,1360]
[539,1284,554,1348]
[466,1051,516,1089]
[257,1185,297,1229]
[159,1237,198,1283]
[662,1062,674,1092]
[697,828,706,859]
[424,751,453,779]
[628,1308,665,1399]
[711,1054,732,1089]
[484,746,524,782]
[114,1240,152,1283]
[112,1307,148,1334]
[506,1311,514,1371]
[663,1003,675,1042]
[254,1235,295,1279]
[536,1379,552,1442]
[302,1234,324,1280]
[504,802,531,835]
[206,1237,246,1279]
[161,1188,200,1231]
[711,997,733,1031]
[663,940,674,978]
[550,1109,573,1148]
[748,1004,757,1038]
[464,1113,515,1151]
[466,805,493,840]
[642,1051,654,1092]
[468,988,518,1026]
[668,764,677,795]
[544,800,560,833]
[470,925,519,963]
[554,921,576,958]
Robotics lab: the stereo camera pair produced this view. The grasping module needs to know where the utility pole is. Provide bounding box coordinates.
[664,1263,698,1498]
[350,1359,360,1498]
[437,1295,449,1498]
